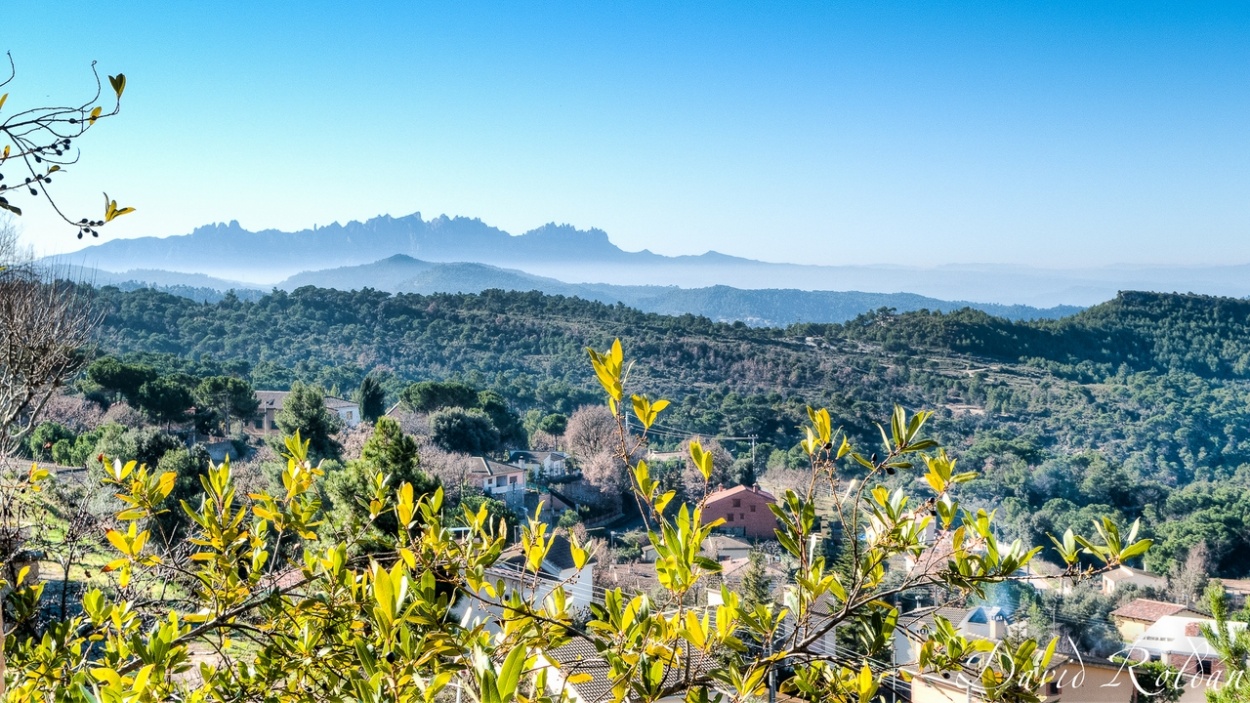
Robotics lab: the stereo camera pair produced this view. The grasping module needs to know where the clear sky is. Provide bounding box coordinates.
[4,2,1248,266]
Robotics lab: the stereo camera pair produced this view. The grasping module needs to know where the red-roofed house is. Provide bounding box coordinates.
[1110,598,1206,642]
[702,484,777,540]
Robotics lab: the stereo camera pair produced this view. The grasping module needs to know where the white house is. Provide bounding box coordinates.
[454,533,597,632]
[473,458,527,506]
[1102,565,1167,595]
[893,605,1012,668]
[252,390,361,434]
[508,450,569,477]
[323,396,361,428]
[535,637,720,703]
[1124,614,1247,702]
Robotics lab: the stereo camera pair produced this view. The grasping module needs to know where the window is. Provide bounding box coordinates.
[509,475,517,485]
[1201,660,1213,676]
[1046,682,1060,696]
[740,513,745,521]
[750,505,756,512]
[496,476,506,487]
[732,499,742,508]
[727,513,734,522]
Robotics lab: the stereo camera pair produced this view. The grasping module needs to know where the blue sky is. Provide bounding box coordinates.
[4,2,1248,265]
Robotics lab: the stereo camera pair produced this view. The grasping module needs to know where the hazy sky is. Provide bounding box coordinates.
[4,2,1248,266]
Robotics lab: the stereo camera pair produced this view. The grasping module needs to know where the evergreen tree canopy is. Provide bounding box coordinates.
[274,381,343,460]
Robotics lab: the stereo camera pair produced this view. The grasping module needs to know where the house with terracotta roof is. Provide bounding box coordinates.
[1124,614,1246,702]
[1110,598,1206,642]
[702,484,778,539]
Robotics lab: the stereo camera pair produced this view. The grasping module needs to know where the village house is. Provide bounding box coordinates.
[1110,598,1206,642]
[508,450,569,478]
[904,652,1130,703]
[252,390,361,434]
[472,457,528,507]
[1213,578,1250,609]
[1102,565,1167,595]
[1123,613,1247,702]
[535,637,720,703]
[641,534,753,564]
[702,484,778,540]
[896,606,1133,703]
[455,533,597,632]
[893,605,1012,668]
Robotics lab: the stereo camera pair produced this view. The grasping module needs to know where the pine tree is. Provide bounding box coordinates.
[742,549,773,612]
[274,381,343,460]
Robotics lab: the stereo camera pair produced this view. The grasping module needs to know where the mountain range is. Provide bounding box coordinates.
[51,211,1250,309]
[78,254,1080,326]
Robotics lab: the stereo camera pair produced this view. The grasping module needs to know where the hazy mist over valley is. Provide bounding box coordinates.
[51,212,1250,311]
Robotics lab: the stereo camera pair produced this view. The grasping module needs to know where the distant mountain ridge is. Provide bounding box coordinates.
[52,211,1250,307]
[93,254,1079,326]
[59,214,678,282]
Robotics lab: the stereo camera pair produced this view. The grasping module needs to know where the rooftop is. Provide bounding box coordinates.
[1111,598,1204,624]
[472,457,525,476]
[705,483,775,504]
[499,533,595,576]
[255,390,289,408]
[323,396,358,410]
[541,636,718,703]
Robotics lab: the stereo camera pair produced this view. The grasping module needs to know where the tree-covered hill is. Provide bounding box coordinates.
[830,291,1250,380]
[88,284,1250,577]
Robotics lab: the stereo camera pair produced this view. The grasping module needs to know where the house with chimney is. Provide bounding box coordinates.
[1123,613,1245,702]
[1110,598,1206,642]
[897,606,1132,703]
[702,484,778,540]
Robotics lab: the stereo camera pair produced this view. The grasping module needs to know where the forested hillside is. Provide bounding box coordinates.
[89,284,1250,577]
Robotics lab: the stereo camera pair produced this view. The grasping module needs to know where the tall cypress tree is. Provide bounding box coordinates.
[356,374,387,423]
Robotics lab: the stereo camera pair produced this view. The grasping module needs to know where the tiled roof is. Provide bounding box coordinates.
[542,637,718,703]
[385,401,415,418]
[1111,598,1199,624]
[1216,578,1250,594]
[704,534,751,552]
[499,533,595,577]
[255,390,289,408]
[898,606,973,633]
[544,533,583,571]
[705,484,775,504]
[472,457,525,476]
[323,396,358,410]
[509,450,567,463]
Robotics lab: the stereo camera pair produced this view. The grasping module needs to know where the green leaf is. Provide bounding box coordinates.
[497,646,527,700]
[1119,539,1153,562]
